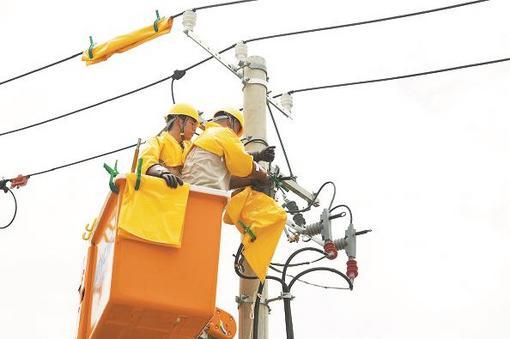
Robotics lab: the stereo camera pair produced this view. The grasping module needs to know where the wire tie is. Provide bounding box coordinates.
[87,36,95,59]
[135,158,142,191]
[239,220,256,242]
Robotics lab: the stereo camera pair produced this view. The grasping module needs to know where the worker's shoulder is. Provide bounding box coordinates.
[202,126,239,140]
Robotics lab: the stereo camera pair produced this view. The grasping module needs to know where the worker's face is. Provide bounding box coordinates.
[182,118,198,140]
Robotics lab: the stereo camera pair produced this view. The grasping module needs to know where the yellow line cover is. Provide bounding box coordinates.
[82,17,173,65]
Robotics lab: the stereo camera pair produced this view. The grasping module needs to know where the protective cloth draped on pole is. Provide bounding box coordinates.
[82,17,173,65]
[224,187,287,281]
[118,173,190,247]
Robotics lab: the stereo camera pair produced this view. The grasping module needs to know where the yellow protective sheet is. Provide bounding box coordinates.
[224,187,287,281]
[82,17,173,65]
[118,173,190,247]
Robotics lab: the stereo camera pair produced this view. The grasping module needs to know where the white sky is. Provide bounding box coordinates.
[1,0,510,338]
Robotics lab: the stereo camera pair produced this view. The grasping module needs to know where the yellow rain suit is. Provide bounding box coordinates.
[182,122,287,281]
[82,18,173,65]
[139,131,189,175]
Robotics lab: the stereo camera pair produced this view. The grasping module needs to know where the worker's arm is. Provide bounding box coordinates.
[221,131,259,177]
[139,136,162,175]
[229,162,269,189]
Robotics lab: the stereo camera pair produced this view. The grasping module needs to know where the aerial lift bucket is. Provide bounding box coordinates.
[77,175,231,339]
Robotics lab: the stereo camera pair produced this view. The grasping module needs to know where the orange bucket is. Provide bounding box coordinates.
[77,177,230,339]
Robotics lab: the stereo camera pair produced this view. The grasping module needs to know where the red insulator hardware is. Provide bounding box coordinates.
[10,175,29,189]
[346,258,358,281]
[323,240,338,260]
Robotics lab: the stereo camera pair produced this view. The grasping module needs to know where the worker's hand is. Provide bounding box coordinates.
[251,178,270,193]
[161,173,183,188]
[253,164,269,183]
[253,146,276,162]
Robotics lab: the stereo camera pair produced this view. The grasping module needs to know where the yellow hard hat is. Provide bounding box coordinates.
[214,108,245,136]
[167,103,200,122]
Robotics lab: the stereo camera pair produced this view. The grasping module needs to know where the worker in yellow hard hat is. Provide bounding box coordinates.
[139,103,200,188]
[182,108,286,281]
[181,108,272,189]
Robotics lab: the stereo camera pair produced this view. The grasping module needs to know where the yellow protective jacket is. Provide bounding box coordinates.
[82,18,173,65]
[224,187,287,281]
[184,122,253,177]
[139,132,188,175]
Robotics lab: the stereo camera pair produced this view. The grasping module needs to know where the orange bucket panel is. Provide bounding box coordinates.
[78,178,229,339]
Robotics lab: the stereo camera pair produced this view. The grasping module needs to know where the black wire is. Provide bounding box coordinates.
[0,52,82,87]
[272,56,510,99]
[330,204,353,224]
[288,267,353,291]
[25,143,139,178]
[170,78,176,104]
[183,44,236,72]
[269,265,350,290]
[252,281,264,339]
[1,0,256,87]
[282,247,325,282]
[1,0,489,136]
[192,0,257,12]
[271,254,326,267]
[243,138,269,147]
[0,188,18,230]
[286,181,336,214]
[266,102,294,176]
[245,0,489,43]
[0,76,173,137]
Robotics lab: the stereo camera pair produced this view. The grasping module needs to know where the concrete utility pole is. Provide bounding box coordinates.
[239,55,269,339]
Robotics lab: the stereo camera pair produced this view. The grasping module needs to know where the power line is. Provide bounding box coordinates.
[0,0,491,137]
[271,56,510,100]
[26,143,140,178]
[269,265,350,290]
[3,143,139,182]
[266,102,294,177]
[245,0,489,43]
[0,75,173,137]
[0,0,257,87]
[0,52,82,87]
[183,0,490,71]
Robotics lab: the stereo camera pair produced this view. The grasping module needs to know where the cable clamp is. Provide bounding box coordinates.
[0,178,9,193]
[10,175,29,189]
[280,292,294,300]
[242,77,268,90]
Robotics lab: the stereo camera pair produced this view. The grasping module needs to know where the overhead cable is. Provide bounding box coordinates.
[0,0,489,136]
[0,186,18,230]
[266,102,294,177]
[3,143,139,184]
[0,0,257,87]
[272,56,510,99]
[0,76,173,137]
[0,52,82,87]
[245,0,489,44]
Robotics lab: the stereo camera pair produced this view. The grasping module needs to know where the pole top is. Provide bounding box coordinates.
[246,55,266,72]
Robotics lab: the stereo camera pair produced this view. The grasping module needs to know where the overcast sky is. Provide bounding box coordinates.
[1,0,510,338]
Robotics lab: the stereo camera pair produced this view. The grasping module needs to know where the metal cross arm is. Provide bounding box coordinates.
[181,11,292,118]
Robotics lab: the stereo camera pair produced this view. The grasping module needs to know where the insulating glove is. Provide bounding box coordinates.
[146,164,183,189]
[253,146,276,162]
[161,173,183,188]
